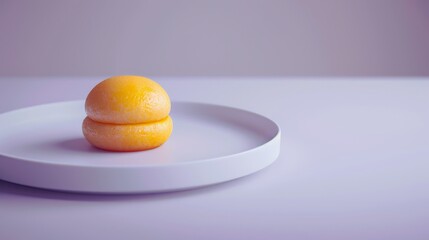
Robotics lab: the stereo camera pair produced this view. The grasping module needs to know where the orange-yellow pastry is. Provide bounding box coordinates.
[82,75,173,152]
[85,75,171,124]
[82,116,173,152]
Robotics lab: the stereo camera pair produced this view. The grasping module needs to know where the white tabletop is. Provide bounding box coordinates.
[1,77,428,240]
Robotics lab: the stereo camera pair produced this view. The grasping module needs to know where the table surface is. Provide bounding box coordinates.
[0,77,428,240]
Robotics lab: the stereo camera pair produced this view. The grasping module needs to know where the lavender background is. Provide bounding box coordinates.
[1,1,429,240]
[1,0,429,77]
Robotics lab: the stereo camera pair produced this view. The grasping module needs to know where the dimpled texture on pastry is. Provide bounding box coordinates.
[82,75,173,152]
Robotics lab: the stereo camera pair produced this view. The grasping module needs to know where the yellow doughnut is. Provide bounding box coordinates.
[82,75,173,152]
[85,75,171,124]
[82,116,173,152]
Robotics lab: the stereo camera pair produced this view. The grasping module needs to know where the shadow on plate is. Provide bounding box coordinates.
[56,138,103,153]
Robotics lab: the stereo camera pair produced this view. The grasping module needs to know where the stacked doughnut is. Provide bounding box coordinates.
[82,76,173,152]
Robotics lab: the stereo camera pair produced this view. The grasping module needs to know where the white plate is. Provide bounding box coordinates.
[0,101,280,194]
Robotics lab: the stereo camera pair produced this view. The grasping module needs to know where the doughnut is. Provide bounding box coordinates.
[82,75,173,152]
[82,116,173,152]
[85,75,171,124]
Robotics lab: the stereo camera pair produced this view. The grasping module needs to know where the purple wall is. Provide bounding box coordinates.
[1,0,429,76]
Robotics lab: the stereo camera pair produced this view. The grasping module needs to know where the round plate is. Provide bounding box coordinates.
[0,101,280,194]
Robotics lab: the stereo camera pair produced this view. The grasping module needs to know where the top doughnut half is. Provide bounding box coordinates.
[85,76,171,124]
